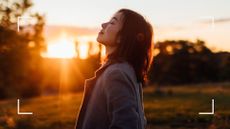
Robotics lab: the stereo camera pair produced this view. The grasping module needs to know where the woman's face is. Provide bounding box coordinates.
[97,12,123,47]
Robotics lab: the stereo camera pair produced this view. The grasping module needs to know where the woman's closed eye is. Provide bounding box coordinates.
[109,21,115,25]
[109,19,116,24]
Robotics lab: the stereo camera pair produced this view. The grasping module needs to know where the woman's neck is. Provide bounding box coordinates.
[105,46,117,56]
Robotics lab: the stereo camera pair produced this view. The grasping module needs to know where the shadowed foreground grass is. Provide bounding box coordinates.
[0,83,230,129]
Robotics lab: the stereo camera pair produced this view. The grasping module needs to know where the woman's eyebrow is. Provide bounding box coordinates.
[111,17,118,21]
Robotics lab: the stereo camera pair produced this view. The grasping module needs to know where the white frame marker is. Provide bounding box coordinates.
[17,16,33,32]
[199,99,215,115]
[17,99,33,115]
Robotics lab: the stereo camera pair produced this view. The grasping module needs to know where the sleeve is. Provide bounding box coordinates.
[103,69,139,129]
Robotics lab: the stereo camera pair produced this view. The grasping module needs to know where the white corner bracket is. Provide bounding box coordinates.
[17,99,33,115]
[198,99,215,115]
[17,16,33,32]
[200,16,215,29]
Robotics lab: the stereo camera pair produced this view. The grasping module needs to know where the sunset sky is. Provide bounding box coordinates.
[31,0,230,52]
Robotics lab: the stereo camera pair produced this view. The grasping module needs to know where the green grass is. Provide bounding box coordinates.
[144,83,230,129]
[0,83,230,129]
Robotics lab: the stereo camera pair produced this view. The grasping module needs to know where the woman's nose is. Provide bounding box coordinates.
[102,22,108,29]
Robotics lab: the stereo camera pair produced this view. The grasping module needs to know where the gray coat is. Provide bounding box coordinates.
[75,61,147,129]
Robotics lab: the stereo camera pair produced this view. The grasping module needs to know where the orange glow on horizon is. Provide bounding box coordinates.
[41,33,100,59]
[78,43,89,59]
[41,33,77,59]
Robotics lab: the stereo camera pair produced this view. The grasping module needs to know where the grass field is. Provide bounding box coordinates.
[0,83,230,129]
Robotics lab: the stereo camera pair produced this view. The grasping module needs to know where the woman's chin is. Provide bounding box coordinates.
[96,37,104,44]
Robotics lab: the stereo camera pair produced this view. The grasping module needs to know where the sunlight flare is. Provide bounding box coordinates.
[42,33,77,59]
[78,43,89,59]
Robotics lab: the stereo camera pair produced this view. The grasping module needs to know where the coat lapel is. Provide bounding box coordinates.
[84,61,112,92]
[75,61,112,129]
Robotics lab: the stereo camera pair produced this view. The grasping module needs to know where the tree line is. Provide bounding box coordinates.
[148,40,230,85]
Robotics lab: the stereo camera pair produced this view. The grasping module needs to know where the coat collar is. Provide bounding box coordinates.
[95,60,113,77]
[84,60,113,90]
[75,60,113,129]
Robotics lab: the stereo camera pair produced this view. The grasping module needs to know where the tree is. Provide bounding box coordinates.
[0,0,45,99]
[148,40,219,85]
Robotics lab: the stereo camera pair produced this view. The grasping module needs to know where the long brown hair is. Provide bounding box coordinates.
[108,9,154,85]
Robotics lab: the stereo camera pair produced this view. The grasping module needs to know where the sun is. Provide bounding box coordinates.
[78,43,88,59]
[42,33,77,59]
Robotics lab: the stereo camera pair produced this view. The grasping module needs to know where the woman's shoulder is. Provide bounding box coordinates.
[102,61,136,81]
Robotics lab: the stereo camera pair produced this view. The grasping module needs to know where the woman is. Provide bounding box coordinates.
[75,8,153,129]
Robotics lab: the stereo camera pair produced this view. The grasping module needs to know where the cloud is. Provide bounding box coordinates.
[201,17,230,24]
[214,17,230,23]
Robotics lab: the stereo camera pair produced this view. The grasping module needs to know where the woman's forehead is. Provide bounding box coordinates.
[111,12,123,21]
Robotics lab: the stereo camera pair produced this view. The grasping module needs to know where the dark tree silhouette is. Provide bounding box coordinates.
[0,0,45,99]
[148,39,229,85]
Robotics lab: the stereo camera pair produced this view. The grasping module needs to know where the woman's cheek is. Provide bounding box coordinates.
[111,30,117,42]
